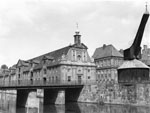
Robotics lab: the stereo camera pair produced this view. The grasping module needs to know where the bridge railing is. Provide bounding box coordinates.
[0,79,96,87]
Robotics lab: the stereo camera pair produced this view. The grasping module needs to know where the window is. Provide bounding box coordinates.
[56,76,58,82]
[88,76,90,79]
[52,76,54,81]
[18,68,20,72]
[43,59,46,64]
[109,74,111,79]
[44,69,47,74]
[68,76,71,82]
[72,50,76,61]
[99,61,102,67]
[31,71,33,78]
[83,52,86,61]
[68,68,70,72]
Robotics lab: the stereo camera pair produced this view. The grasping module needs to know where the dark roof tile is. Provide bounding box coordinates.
[29,46,71,62]
[93,44,123,59]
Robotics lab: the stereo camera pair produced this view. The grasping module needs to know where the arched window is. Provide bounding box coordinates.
[77,55,82,61]
[72,50,76,61]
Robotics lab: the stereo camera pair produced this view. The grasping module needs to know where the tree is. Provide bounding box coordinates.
[1,64,8,70]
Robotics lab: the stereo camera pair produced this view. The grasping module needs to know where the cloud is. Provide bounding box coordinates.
[0,0,148,66]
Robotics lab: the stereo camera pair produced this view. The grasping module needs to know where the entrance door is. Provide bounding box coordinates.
[78,75,82,84]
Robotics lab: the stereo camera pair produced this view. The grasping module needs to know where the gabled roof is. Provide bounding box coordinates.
[16,59,29,67]
[93,44,123,59]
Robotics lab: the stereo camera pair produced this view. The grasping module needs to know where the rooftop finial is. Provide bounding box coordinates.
[75,22,80,35]
[145,2,149,14]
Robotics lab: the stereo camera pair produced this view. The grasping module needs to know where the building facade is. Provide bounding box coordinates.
[2,30,96,86]
[92,44,123,84]
[141,45,150,66]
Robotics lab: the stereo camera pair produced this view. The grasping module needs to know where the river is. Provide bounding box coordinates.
[0,92,150,113]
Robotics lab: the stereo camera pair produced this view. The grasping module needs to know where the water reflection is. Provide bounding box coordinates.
[78,103,150,113]
[0,93,16,113]
[0,92,150,113]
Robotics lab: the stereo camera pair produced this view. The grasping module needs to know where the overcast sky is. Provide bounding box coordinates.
[0,0,149,67]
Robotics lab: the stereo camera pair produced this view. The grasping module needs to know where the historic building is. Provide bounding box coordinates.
[4,30,96,86]
[141,45,150,66]
[92,44,123,84]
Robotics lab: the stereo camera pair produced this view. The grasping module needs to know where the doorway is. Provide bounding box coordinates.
[43,77,47,84]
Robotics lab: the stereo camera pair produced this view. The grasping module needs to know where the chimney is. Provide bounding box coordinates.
[103,44,106,49]
[144,45,147,50]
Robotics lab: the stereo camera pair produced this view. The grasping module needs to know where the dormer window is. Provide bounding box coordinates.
[44,69,47,74]
[77,55,81,61]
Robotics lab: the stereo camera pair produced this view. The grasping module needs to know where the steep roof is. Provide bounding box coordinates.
[12,42,88,72]
[93,44,123,59]
[29,45,71,62]
[20,45,71,71]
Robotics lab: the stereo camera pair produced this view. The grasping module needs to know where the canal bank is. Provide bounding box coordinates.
[1,83,150,107]
[78,83,150,106]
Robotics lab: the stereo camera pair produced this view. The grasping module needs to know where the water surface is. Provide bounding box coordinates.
[0,93,150,113]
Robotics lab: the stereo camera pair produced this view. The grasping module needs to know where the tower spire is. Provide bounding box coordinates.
[75,22,80,35]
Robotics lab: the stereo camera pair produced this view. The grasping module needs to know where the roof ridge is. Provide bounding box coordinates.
[28,45,71,61]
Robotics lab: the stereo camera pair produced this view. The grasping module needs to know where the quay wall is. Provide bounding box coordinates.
[78,83,150,106]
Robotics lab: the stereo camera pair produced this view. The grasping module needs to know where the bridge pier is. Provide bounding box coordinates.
[16,89,29,107]
[16,89,37,107]
[55,90,65,105]
[44,89,65,105]
[66,87,83,102]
